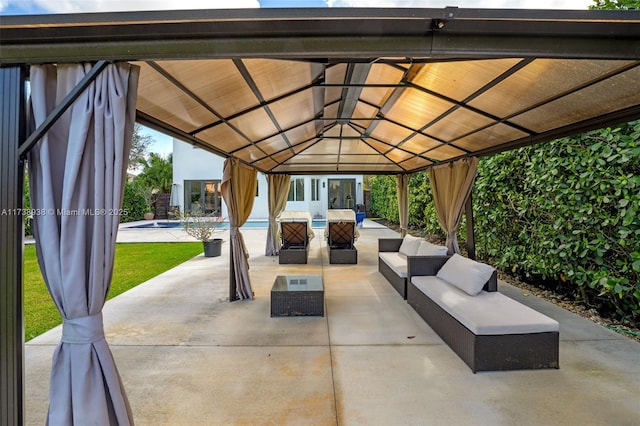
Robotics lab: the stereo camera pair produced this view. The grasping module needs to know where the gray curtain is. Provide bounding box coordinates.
[428,157,479,254]
[396,174,409,238]
[28,63,139,425]
[221,158,258,300]
[265,174,290,256]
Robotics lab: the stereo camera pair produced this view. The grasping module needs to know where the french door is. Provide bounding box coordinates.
[328,179,355,210]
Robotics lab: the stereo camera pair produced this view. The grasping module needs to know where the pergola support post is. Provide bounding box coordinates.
[0,65,27,426]
[465,194,476,260]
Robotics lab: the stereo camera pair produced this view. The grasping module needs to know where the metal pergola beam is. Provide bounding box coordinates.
[0,66,27,426]
[1,9,638,65]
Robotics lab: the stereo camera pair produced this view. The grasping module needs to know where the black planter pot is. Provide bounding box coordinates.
[203,238,222,257]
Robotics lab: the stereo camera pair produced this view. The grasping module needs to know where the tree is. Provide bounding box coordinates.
[136,153,173,194]
[590,0,639,9]
[129,124,153,172]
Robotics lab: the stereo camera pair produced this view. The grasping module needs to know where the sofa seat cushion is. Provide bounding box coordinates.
[410,276,559,335]
[379,252,408,278]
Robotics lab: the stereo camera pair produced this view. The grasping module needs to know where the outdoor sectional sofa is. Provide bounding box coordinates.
[407,254,560,373]
[378,235,448,299]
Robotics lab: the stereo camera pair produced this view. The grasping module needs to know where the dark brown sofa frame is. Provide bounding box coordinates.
[378,238,405,297]
[378,238,448,299]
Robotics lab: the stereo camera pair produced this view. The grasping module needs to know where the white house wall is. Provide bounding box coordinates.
[173,139,363,220]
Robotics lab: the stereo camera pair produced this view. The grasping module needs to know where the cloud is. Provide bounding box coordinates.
[2,0,259,14]
[1,0,595,15]
[326,0,593,9]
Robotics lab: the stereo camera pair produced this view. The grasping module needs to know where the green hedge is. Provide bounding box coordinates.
[475,122,639,320]
[121,180,148,222]
[368,173,446,240]
[369,121,640,321]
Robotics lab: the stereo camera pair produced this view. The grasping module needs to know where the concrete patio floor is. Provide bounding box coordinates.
[25,220,640,425]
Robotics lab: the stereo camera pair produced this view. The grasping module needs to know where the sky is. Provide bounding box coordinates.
[1,0,595,157]
[0,0,596,14]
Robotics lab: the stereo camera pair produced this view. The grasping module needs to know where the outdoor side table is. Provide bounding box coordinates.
[271,275,324,317]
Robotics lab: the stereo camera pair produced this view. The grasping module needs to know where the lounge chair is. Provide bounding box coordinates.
[326,209,358,264]
[278,211,314,264]
[279,221,309,264]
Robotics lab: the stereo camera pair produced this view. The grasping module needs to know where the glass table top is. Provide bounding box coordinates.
[272,275,323,292]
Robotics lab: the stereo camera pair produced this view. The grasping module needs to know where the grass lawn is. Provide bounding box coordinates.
[23,242,203,341]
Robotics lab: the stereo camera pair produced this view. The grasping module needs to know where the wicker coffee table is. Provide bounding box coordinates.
[271,275,324,317]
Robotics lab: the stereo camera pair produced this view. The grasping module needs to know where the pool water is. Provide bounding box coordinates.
[129,220,327,229]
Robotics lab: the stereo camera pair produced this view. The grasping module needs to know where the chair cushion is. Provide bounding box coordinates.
[436,253,495,296]
[398,234,422,256]
[379,252,408,278]
[281,221,307,245]
[411,276,559,335]
[416,241,448,256]
[329,222,355,247]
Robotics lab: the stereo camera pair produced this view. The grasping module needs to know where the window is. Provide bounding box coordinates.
[287,178,305,201]
[311,178,320,201]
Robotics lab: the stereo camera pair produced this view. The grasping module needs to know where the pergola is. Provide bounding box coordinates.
[1,7,639,424]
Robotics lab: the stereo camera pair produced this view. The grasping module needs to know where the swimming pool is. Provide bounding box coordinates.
[129,220,327,229]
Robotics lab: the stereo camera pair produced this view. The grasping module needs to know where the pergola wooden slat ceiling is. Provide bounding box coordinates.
[2,7,640,174]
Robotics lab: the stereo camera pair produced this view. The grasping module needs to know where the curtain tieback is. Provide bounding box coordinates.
[62,312,105,344]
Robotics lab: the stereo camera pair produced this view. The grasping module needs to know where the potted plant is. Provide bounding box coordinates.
[181,203,225,257]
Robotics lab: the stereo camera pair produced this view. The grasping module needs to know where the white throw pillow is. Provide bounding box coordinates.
[398,234,422,256]
[436,253,495,296]
[416,241,448,256]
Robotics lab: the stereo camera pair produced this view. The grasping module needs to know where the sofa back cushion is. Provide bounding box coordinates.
[398,234,422,256]
[436,253,495,296]
[416,241,448,256]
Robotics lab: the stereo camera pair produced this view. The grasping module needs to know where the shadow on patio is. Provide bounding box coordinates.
[25,221,640,425]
